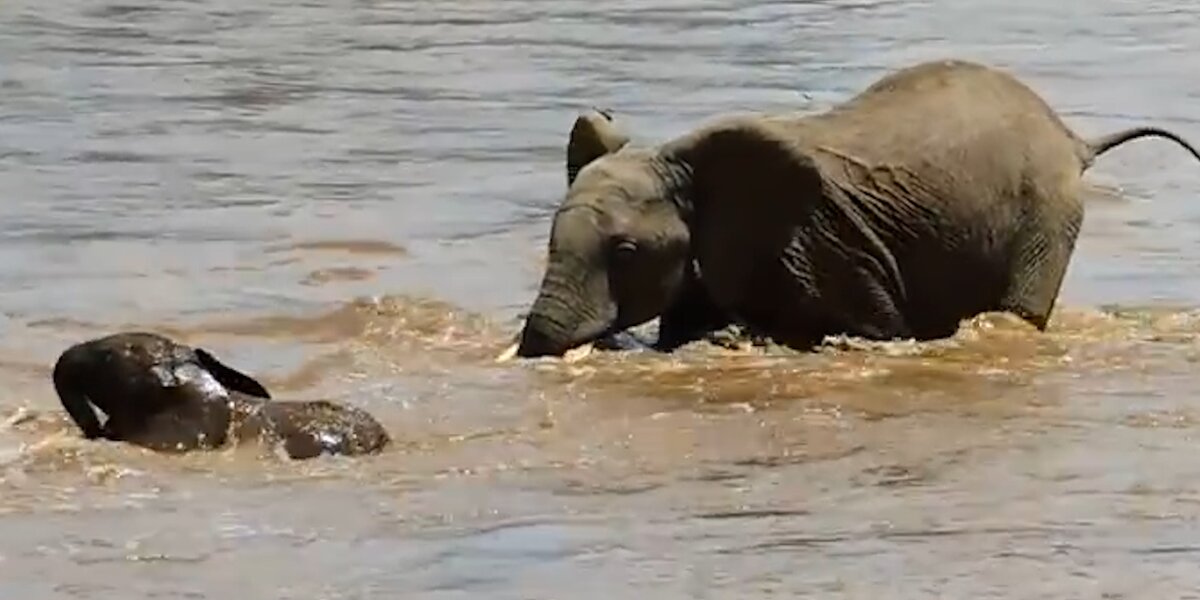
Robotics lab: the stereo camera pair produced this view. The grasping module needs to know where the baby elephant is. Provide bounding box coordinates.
[52,332,389,460]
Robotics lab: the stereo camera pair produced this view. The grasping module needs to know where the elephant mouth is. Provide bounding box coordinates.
[500,319,657,362]
[500,332,619,363]
[502,310,632,361]
[511,322,614,359]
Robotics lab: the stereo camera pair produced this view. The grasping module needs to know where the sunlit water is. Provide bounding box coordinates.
[4,0,1200,597]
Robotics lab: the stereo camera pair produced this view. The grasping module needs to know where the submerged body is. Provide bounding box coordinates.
[52,332,389,459]
[515,59,1200,357]
[231,397,391,460]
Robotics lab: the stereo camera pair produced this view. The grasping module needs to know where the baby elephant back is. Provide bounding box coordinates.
[257,400,390,460]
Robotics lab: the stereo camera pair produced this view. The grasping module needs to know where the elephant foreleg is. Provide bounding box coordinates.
[655,266,733,351]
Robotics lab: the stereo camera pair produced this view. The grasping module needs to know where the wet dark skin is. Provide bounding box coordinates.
[52,332,389,459]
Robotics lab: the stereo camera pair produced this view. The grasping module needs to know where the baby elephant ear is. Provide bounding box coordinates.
[566,108,630,186]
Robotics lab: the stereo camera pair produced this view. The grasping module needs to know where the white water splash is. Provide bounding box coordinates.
[151,362,230,399]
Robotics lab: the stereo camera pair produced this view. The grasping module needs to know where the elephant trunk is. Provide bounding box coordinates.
[52,345,107,439]
[516,261,615,358]
[517,312,580,358]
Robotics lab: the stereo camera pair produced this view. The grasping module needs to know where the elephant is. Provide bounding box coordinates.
[52,332,390,459]
[513,59,1200,358]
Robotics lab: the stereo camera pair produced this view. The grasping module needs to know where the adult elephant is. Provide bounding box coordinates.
[52,332,390,460]
[514,59,1200,358]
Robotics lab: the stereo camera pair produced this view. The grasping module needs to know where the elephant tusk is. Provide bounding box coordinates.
[495,342,519,363]
[494,341,595,363]
[562,342,594,363]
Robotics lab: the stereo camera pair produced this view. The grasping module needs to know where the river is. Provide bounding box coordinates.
[3,0,1200,597]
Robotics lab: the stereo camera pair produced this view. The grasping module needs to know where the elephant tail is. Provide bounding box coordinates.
[1083,127,1200,169]
[51,347,106,439]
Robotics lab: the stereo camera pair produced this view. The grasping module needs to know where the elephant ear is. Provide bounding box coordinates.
[672,119,908,310]
[194,348,272,399]
[566,108,630,186]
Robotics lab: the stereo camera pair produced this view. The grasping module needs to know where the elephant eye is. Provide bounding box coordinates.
[612,239,638,261]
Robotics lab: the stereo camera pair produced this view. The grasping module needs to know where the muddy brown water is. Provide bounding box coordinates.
[4,0,1200,597]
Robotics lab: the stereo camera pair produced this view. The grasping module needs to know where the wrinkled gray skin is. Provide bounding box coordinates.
[52,332,389,459]
[515,59,1200,357]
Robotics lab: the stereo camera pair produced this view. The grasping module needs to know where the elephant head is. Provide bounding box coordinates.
[515,110,694,357]
[52,332,271,447]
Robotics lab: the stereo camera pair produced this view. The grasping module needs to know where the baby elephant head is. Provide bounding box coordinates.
[51,332,272,451]
[516,110,693,357]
